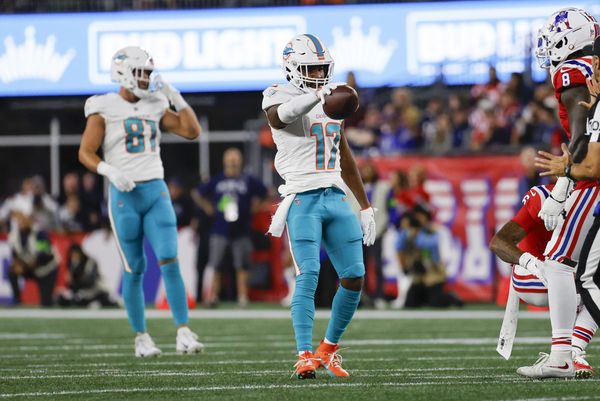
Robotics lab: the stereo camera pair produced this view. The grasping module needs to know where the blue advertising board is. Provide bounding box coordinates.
[0,1,599,96]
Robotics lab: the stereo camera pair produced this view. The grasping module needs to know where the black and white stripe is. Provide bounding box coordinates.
[577,214,600,325]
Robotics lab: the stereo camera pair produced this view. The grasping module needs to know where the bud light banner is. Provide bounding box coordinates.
[1,1,599,96]
[372,155,525,302]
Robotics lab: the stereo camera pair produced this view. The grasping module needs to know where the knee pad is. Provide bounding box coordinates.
[512,264,548,307]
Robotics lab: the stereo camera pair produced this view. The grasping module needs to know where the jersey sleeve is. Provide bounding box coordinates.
[553,65,590,93]
[84,95,105,118]
[261,85,294,111]
[512,189,542,232]
[588,103,600,143]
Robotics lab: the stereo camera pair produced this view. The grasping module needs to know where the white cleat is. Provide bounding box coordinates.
[135,333,162,358]
[176,327,205,354]
[573,349,594,378]
[517,352,575,379]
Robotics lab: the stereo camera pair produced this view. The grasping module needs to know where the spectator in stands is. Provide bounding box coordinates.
[518,146,549,198]
[58,194,84,232]
[380,88,422,153]
[58,172,79,205]
[30,175,59,231]
[396,204,463,308]
[448,94,471,149]
[470,65,506,106]
[345,105,381,155]
[194,148,267,307]
[7,211,58,306]
[57,244,117,307]
[0,177,33,233]
[387,169,409,228]
[80,172,103,230]
[168,177,195,227]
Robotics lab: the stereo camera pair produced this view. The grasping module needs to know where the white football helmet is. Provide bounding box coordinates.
[282,34,334,92]
[536,8,600,71]
[111,46,155,98]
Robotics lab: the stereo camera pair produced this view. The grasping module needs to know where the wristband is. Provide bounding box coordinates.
[564,163,573,180]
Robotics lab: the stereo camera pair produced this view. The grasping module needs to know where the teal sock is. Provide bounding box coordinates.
[161,261,189,327]
[325,286,361,344]
[122,271,146,333]
[291,272,319,352]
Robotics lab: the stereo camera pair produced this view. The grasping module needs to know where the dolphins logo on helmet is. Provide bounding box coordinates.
[282,34,334,92]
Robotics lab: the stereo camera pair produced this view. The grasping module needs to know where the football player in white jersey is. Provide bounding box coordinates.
[79,46,204,357]
[262,34,376,379]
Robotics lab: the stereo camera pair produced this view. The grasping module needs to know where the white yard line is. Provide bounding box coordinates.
[1,379,597,398]
[0,309,549,320]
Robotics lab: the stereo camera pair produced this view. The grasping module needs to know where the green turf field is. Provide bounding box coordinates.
[0,308,598,400]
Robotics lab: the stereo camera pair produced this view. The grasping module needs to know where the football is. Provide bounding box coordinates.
[322,85,359,120]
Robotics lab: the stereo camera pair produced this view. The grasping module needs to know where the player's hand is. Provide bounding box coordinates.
[360,206,377,246]
[518,252,548,286]
[316,82,345,104]
[97,162,136,192]
[154,75,189,112]
[578,78,600,110]
[537,196,565,231]
[534,143,572,177]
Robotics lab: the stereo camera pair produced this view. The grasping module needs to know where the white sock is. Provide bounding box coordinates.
[324,338,336,345]
[545,260,577,355]
[177,326,190,335]
[573,305,598,352]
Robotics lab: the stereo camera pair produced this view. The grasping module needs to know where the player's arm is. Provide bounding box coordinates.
[160,108,201,140]
[79,113,135,192]
[339,126,369,209]
[489,221,527,265]
[537,142,600,181]
[263,84,338,129]
[78,114,106,173]
[264,91,321,129]
[562,85,591,163]
[340,125,376,246]
[155,75,201,139]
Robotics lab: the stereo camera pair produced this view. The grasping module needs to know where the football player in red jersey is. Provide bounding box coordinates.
[490,185,597,378]
[517,7,600,379]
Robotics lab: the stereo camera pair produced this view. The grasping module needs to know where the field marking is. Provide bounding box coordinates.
[494,397,600,401]
[0,309,549,320]
[2,379,598,398]
[0,333,65,340]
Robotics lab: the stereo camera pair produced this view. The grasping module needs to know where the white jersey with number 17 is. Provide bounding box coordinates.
[84,92,169,182]
[262,83,345,196]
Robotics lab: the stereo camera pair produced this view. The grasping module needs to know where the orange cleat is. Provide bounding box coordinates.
[314,340,350,377]
[293,350,317,379]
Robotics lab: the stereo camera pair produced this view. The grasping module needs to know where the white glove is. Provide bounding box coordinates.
[518,252,548,286]
[360,207,377,246]
[154,75,189,112]
[538,196,564,231]
[97,161,136,192]
[316,82,345,104]
[538,176,574,231]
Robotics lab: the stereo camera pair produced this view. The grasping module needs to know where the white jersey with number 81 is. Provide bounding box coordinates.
[84,92,169,182]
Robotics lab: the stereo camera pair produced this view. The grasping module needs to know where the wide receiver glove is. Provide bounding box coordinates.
[360,207,377,246]
[154,75,189,112]
[518,252,547,286]
[97,161,135,192]
[538,177,574,231]
[316,82,345,104]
